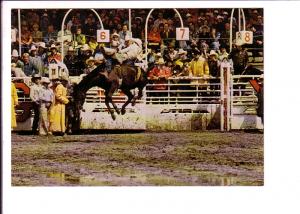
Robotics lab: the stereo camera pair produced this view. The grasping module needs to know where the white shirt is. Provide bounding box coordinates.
[39,86,54,103]
[30,83,42,102]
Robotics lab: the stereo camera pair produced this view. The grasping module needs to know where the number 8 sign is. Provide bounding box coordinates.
[97,30,110,43]
[236,31,253,45]
[176,28,189,41]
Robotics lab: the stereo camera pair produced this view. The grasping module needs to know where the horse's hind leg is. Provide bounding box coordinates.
[121,88,134,115]
[105,96,116,120]
[131,87,144,106]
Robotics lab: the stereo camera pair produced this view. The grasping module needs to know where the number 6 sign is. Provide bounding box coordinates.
[176,28,189,41]
[97,30,110,43]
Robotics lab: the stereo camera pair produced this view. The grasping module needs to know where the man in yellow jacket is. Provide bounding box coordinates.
[189,49,210,89]
[49,75,69,135]
[11,81,19,129]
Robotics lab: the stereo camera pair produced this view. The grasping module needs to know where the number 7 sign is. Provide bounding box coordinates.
[176,28,189,41]
[97,30,110,43]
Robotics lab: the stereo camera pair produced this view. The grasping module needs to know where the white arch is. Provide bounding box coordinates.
[230,8,246,52]
[61,9,104,62]
[144,9,184,66]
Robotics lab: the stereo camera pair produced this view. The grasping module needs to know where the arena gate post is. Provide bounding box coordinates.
[220,61,232,131]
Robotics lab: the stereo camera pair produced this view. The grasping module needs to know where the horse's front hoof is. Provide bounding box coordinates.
[131,100,136,106]
[121,108,126,115]
[111,113,116,120]
[116,109,120,115]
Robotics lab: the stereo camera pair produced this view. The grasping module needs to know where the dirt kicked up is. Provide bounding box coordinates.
[11,131,263,186]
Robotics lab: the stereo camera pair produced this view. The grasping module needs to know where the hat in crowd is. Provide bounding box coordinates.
[42,13,48,17]
[41,77,50,84]
[156,52,162,57]
[86,56,95,64]
[214,10,219,14]
[81,44,90,51]
[31,74,41,81]
[217,15,224,20]
[11,63,17,68]
[253,9,258,14]
[209,50,218,56]
[32,23,39,28]
[174,13,179,18]
[168,43,175,48]
[95,53,104,61]
[223,11,229,15]
[186,13,192,18]
[29,45,37,52]
[149,15,154,19]
[50,44,57,50]
[37,42,46,49]
[155,57,165,65]
[68,46,75,52]
[111,32,120,38]
[11,49,19,57]
[178,48,187,55]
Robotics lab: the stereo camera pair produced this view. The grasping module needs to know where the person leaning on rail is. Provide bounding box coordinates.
[30,74,42,135]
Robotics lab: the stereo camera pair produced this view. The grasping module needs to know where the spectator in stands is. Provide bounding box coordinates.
[31,23,43,43]
[148,26,161,51]
[30,74,42,135]
[174,49,188,71]
[11,79,19,129]
[84,56,97,74]
[148,57,172,96]
[64,46,80,76]
[132,17,143,38]
[228,41,248,75]
[208,50,220,95]
[44,24,57,44]
[67,15,81,34]
[21,53,39,76]
[160,23,176,48]
[40,13,49,33]
[83,16,97,38]
[88,36,98,52]
[74,27,86,46]
[36,42,48,68]
[49,75,69,136]
[164,43,178,63]
[48,44,62,64]
[29,45,44,74]
[189,49,210,92]
[218,46,229,62]
[11,49,24,69]
[119,24,132,42]
[57,24,72,44]
[18,25,33,52]
[38,77,54,136]
[153,12,167,28]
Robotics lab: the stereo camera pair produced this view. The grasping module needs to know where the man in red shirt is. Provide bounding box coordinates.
[148,57,172,99]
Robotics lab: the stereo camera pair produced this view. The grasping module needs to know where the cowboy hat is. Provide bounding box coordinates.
[31,74,41,81]
[37,42,46,49]
[68,46,75,51]
[41,77,50,84]
[155,57,165,65]
[86,56,95,64]
[178,48,187,55]
[209,50,218,56]
[81,44,91,51]
[111,32,120,38]
[50,44,57,49]
[29,45,37,52]
[11,49,19,57]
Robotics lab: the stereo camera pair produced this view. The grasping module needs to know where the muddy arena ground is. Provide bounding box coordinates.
[11,131,263,186]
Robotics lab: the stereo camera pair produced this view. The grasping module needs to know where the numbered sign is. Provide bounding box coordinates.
[97,30,110,43]
[236,31,253,45]
[176,28,189,41]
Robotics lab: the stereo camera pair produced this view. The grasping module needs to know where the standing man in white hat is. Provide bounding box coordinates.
[30,74,42,134]
[38,77,54,135]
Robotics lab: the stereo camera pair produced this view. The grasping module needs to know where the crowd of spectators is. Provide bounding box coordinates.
[11,8,263,79]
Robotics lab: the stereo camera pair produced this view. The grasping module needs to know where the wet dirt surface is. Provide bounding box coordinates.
[11,131,263,186]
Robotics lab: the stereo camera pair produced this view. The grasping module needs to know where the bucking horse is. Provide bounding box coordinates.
[71,60,154,132]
